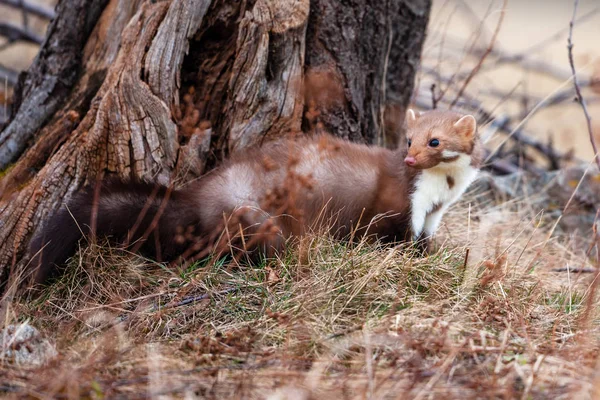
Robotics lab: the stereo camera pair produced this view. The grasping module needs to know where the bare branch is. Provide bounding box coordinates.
[0,0,56,20]
[435,34,593,87]
[480,6,600,71]
[552,267,596,273]
[449,0,507,108]
[430,1,495,105]
[415,79,579,171]
[19,0,30,30]
[430,83,438,109]
[488,116,563,170]
[0,22,44,45]
[567,0,600,170]
[478,86,600,111]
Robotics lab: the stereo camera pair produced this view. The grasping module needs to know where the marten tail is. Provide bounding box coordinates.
[28,179,204,285]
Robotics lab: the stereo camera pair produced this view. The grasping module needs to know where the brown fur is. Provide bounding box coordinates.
[405,110,482,169]
[193,135,417,242]
[28,110,480,284]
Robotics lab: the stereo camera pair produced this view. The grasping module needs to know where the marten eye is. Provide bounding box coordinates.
[407,139,412,148]
[429,139,440,147]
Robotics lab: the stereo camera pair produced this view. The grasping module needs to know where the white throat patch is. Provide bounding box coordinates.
[410,154,478,239]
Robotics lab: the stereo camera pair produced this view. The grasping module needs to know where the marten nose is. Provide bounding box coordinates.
[404,156,416,166]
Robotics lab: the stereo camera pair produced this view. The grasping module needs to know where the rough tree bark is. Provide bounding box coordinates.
[0,0,109,167]
[0,0,431,287]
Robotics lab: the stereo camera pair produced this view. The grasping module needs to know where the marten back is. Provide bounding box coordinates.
[28,114,481,286]
[28,179,205,284]
[27,135,414,285]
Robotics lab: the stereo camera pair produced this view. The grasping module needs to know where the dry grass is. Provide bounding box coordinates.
[0,185,599,399]
[2,1,599,398]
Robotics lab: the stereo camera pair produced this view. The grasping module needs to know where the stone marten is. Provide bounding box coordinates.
[28,109,483,284]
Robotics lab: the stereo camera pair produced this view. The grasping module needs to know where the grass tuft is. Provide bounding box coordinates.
[2,189,600,399]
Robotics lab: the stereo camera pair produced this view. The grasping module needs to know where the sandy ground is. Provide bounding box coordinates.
[421,0,600,161]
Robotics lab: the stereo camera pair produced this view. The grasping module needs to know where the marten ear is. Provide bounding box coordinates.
[453,115,476,138]
[406,109,418,127]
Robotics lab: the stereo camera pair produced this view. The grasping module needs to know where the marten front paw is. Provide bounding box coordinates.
[412,233,431,256]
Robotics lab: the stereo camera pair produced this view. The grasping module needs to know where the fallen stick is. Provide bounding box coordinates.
[552,267,596,273]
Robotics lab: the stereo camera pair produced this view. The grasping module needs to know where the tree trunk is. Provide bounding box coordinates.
[0,0,431,287]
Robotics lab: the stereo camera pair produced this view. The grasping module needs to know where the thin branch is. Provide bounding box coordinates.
[567,0,600,170]
[489,115,563,169]
[151,288,238,311]
[455,0,494,44]
[414,83,579,172]
[2,73,8,128]
[19,0,30,30]
[430,83,438,109]
[552,267,596,273]
[433,1,495,105]
[480,6,600,71]
[449,0,507,108]
[0,22,44,45]
[419,67,578,166]
[435,34,593,87]
[483,70,588,164]
[431,2,458,104]
[0,64,19,87]
[0,0,55,20]
[478,85,600,111]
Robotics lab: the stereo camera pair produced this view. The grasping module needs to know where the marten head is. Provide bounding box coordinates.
[403,109,478,170]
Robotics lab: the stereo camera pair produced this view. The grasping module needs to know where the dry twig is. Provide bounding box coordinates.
[449,0,507,108]
[472,6,600,75]
[567,0,600,170]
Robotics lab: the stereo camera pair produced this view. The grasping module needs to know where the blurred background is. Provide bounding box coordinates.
[0,0,56,125]
[1,0,599,163]
[418,0,600,164]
